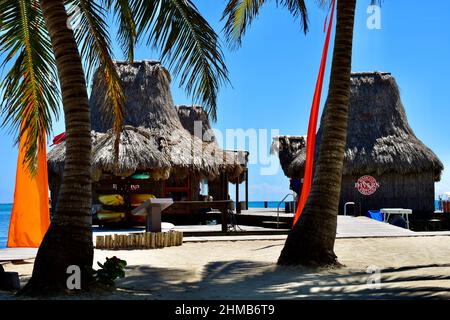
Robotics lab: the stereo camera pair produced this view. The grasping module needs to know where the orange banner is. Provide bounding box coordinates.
[7,133,50,247]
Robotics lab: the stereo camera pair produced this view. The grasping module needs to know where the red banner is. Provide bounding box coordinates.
[293,0,336,227]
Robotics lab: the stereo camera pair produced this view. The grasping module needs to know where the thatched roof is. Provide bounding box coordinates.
[177,105,215,143]
[271,135,306,178]
[272,72,444,181]
[48,127,170,181]
[90,60,180,132]
[48,61,247,181]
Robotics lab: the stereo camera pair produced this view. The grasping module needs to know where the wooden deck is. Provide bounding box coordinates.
[336,216,414,238]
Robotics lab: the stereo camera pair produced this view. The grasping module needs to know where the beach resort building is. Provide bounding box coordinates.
[273,72,443,219]
[47,60,248,224]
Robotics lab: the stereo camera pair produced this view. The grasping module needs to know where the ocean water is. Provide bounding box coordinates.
[0,204,12,248]
[247,201,289,209]
[436,200,441,211]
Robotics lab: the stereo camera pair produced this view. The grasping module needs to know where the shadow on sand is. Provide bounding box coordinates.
[115,260,450,300]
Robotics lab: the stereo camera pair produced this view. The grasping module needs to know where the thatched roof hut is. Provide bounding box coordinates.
[48,127,171,180]
[273,72,443,217]
[48,60,247,181]
[48,61,248,218]
[175,104,248,182]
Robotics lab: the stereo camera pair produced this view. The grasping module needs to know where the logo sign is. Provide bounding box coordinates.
[355,175,380,196]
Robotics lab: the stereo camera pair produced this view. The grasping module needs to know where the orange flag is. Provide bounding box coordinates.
[7,132,50,248]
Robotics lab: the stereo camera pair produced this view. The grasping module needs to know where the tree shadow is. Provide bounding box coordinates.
[115,261,450,300]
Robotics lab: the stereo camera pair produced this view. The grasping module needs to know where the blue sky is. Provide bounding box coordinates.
[1,0,450,203]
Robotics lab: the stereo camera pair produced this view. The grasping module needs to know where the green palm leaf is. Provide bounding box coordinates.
[103,0,137,62]
[68,0,125,147]
[222,0,266,48]
[222,0,309,49]
[0,0,60,174]
[132,0,229,121]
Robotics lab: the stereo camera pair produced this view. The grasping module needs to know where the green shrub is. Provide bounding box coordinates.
[95,256,127,286]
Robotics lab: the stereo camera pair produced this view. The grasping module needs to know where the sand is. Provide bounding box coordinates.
[2,236,450,299]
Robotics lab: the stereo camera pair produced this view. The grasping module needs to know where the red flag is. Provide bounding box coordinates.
[51,132,66,146]
[293,0,336,227]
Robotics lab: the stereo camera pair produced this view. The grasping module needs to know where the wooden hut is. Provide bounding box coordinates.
[272,72,443,218]
[48,60,248,224]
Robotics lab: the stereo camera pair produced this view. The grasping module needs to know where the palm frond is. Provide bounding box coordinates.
[132,0,229,121]
[0,0,60,174]
[277,0,308,32]
[103,0,137,62]
[68,0,125,144]
[222,0,266,49]
[222,0,308,49]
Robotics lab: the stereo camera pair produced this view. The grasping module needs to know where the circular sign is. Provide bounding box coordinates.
[355,175,380,196]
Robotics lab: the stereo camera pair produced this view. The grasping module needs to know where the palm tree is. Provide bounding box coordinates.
[223,0,356,266]
[278,0,356,266]
[1,0,228,294]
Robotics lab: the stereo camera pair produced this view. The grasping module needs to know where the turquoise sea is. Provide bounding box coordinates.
[247,201,288,208]
[0,204,12,248]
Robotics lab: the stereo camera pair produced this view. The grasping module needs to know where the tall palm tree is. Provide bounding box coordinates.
[278,0,356,266]
[223,0,356,266]
[1,0,228,294]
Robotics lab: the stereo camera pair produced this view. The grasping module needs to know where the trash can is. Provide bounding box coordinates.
[366,210,383,222]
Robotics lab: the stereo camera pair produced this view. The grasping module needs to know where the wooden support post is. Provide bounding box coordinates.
[145,207,162,233]
[245,169,249,210]
[236,178,240,214]
[223,172,229,200]
[221,208,227,232]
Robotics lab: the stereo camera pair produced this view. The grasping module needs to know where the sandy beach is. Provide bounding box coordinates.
[2,236,450,300]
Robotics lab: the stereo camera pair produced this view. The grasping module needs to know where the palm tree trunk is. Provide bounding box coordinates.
[278,0,356,267]
[21,0,93,294]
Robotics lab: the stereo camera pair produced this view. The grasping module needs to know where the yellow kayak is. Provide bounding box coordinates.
[97,210,126,222]
[98,194,125,206]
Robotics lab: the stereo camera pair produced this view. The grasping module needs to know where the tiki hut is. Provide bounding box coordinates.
[48,60,248,222]
[272,72,443,217]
